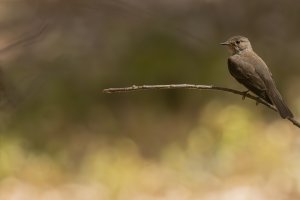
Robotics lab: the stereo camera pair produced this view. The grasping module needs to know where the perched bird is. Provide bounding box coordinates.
[220,36,293,119]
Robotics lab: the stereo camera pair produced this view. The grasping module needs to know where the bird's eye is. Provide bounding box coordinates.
[236,41,240,44]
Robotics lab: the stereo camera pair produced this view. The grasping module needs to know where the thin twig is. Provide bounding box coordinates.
[103,84,299,129]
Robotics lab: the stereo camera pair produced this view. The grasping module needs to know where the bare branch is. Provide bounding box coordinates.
[103,84,300,129]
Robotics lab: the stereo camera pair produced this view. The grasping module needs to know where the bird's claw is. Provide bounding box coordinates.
[242,90,249,100]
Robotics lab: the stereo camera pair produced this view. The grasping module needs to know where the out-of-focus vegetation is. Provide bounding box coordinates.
[0,0,300,199]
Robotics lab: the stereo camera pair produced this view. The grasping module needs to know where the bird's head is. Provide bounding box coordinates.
[220,36,252,55]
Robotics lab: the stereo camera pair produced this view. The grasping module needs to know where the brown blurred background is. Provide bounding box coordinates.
[0,0,300,199]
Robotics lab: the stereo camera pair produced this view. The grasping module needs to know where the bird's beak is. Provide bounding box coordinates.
[220,41,230,45]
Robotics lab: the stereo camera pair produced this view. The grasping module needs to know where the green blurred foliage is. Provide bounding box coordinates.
[0,0,299,199]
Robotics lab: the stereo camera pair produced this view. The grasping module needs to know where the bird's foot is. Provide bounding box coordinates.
[241,90,249,100]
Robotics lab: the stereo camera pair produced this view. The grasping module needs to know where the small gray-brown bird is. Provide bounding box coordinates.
[220,36,293,119]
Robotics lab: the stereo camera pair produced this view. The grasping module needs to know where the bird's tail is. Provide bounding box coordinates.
[265,80,293,119]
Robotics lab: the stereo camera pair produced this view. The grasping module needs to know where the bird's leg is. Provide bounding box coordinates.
[256,91,268,106]
[241,90,249,100]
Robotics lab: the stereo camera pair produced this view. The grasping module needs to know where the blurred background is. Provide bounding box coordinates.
[0,0,300,199]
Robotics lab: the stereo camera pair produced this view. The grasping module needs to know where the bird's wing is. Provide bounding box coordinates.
[255,67,294,118]
[229,53,293,118]
[228,56,267,97]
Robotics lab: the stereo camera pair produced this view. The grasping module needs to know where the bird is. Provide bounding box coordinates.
[220,35,293,119]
